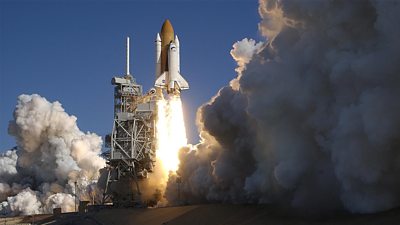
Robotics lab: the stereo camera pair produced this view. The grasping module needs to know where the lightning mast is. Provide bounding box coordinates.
[126,37,130,75]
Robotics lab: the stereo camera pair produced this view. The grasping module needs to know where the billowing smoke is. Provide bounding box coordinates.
[0,94,105,215]
[166,0,400,214]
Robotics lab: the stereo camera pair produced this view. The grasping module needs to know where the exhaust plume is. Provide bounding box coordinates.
[166,0,400,214]
[0,94,105,215]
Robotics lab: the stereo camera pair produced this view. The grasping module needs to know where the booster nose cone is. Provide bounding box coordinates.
[174,35,179,47]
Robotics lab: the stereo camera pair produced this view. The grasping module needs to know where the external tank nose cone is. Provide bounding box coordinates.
[160,19,175,73]
[161,19,174,35]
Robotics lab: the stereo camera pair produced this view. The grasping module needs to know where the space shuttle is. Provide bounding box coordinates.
[154,19,189,95]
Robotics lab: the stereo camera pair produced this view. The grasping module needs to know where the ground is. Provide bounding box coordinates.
[1,204,400,225]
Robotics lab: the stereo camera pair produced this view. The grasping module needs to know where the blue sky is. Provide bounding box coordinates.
[0,0,261,151]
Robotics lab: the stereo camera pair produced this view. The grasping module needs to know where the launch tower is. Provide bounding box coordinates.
[102,37,157,206]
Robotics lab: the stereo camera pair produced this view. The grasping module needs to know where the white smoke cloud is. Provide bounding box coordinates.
[0,150,18,182]
[45,193,75,213]
[230,38,264,89]
[0,183,11,201]
[231,38,264,73]
[1,94,105,215]
[166,0,400,214]
[7,188,42,216]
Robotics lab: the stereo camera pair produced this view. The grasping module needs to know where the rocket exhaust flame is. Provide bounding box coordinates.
[156,96,187,176]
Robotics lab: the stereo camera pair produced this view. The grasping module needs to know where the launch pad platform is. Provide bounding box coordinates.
[4,204,400,225]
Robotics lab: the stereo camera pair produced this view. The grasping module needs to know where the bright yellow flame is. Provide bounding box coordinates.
[156,95,187,175]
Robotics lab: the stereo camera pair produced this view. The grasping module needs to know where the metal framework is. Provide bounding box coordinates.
[102,73,157,206]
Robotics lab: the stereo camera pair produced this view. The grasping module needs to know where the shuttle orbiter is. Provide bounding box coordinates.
[154,19,189,95]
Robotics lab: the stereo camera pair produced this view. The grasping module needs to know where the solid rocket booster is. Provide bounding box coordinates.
[154,19,189,95]
[155,33,161,80]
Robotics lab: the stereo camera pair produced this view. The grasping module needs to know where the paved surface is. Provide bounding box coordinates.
[0,214,53,225]
[2,204,400,225]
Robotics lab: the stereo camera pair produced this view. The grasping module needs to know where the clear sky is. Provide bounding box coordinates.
[0,0,261,151]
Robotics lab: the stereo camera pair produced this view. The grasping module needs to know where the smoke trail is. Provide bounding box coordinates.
[166,0,400,214]
[0,94,105,215]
